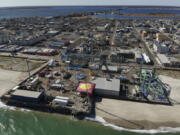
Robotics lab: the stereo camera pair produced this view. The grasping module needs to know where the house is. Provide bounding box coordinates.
[101,65,118,73]
[135,51,142,63]
[157,54,171,66]
[48,41,66,49]
[97,24,109,32]
[153,42,169,54]
[156,33,168,42]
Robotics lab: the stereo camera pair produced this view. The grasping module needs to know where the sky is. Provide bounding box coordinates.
[0,0,180,7]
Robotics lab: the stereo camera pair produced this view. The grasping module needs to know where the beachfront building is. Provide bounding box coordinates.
[91,77,120,98]
[11,89,44,103]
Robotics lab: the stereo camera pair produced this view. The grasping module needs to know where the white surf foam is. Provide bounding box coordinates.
[0,122,5,130]
[1,99,180,133]
[0,100,30,112]
[19,108,31,112]
[0,101,16,110]
[85,115,180,134]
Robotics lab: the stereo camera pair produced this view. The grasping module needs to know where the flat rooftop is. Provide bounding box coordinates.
[157,54,170,64]
[92,77,120,91]
[12,89,43,98]
[102,65,118,72]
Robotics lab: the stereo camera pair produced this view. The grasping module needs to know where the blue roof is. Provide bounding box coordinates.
[76,73,86,80]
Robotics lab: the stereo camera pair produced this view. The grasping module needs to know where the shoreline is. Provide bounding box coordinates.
[96,107,180,130]
[1,74,180,133]
[1,100,180,133]
[0,6,179,135]
[104,117,180,130]
[94,75,180,132]
[124,13,180,18]
[85,115,180,134]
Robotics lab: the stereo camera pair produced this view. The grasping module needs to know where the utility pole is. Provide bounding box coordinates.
[26,58,31,77]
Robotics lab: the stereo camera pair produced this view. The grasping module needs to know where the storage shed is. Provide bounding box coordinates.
[11,90,44,102]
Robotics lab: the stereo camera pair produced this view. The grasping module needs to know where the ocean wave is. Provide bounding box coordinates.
[85,116,180,134]
[1,99,180,134]
[0,101,16,110]
[19,108,31,112]
[0,122,5,130]
[0,100,30,112]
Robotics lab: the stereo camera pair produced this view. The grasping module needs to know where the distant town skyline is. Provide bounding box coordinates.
[0,0,180,7]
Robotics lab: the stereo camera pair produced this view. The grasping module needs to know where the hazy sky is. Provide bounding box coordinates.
[0,0,180,7]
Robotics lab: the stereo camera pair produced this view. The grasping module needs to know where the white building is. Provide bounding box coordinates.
[157,54,171,66]
[91,77,120,97]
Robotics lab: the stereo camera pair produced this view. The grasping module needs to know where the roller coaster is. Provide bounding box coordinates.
[140,68,171,104]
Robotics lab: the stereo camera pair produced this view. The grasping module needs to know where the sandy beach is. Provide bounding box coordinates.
[96,75,180,129]
[0,69,27,97]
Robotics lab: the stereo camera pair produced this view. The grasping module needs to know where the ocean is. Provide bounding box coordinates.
[0,6,113,18]
[0,6,180,135]
[0,101,180,135]
[0,6,180,19]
